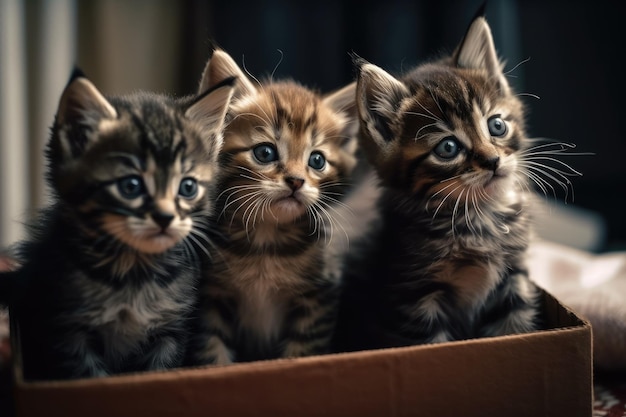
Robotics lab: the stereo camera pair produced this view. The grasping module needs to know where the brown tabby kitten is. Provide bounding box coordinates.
[7,70,234,380]
[335,11,579,350]
[186,49,358,365]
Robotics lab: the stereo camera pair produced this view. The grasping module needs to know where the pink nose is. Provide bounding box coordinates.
[285,176,304,191]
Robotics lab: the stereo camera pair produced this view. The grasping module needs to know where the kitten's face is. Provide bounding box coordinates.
[220,82,356,225]
[362,65,526,202]
[356,17,527,207]
[194,48,357,230]
[72,112,215,254]
[49,76,233,254]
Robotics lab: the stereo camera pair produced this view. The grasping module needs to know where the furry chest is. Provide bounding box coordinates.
[237,286,287,346]
[77,279,189,342]
[217,256,306,345]
[436,260,501,310]
[222,251,316,293]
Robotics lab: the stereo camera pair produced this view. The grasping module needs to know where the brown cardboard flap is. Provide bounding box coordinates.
[12,288,592,417]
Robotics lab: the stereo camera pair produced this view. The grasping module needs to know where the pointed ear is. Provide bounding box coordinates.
[186,76,236,154]
[355,60,409,149]
[454,16,510,95]
[323,81,358,143]
[52,70,118,162]
[57,70,117,126]
[322,82,359,173]
[197,49,257,100]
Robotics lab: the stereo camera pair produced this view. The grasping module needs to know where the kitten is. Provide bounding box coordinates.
[336,11,578,350]
[186,49,358,365]
[8,70,234,380]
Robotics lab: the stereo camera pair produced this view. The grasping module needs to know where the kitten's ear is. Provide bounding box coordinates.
[453,15,510,95]
[198,48,257,100]
[52,69,118,161]
[323,82,359,173]
[323,82,356,117]
[186,76,236,153]
[323,81,358,142]
[355,60,409,148]
[56,69,117,126]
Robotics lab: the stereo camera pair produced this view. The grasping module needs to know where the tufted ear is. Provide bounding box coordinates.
[197,48,257,100]
[52,69,118,161]
[56,68,117,127]
[453,14,510,95]
[323,81,358,144]
[322,82,360,173]
[355,59,410,151]
[186,76,236,158]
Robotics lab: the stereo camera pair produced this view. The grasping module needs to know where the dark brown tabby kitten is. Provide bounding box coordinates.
[336,11,579,351]
[8,70,234,380]
[186,49,358,365]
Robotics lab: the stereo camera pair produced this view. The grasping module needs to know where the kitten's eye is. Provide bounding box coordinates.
[253,144,278,163]
[434,137,462,159]
[117,176,145,199]
[308,152,326,170]
[487,115,508,137]
[178,178,198,199]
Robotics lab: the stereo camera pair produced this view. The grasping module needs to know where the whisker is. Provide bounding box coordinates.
[516,92,541,100]
[186,232,212,259]
[451,187,466,238]
[432,183,463,222]
[241,55,262,88]
[270,49,284,81]
[522,157,583,176]
[504,56,531,75]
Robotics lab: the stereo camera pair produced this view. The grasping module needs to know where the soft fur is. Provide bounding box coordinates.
[335,12,581,351]
[186,49,359,365]
[8,71,234,380]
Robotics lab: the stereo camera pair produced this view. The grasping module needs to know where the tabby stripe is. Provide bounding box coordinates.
[405,153,430,187]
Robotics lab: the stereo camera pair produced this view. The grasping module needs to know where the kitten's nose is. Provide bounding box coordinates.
[285,176,304,191]
[152,212,174,230]
[479,156,500,172]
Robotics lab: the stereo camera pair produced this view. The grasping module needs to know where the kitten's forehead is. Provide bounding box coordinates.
[98,98,213,161]
[64,101,213,188]
[227,81,346,149]
[400,66,519,143]
[404,68,486,115]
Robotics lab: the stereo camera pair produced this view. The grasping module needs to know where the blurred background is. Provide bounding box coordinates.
[0,0,622,252]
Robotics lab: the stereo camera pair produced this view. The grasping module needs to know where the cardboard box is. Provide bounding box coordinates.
[11,288,592,417]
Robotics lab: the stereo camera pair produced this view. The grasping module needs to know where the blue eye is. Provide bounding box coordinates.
[178,178,198,199]
[308,152,326,170]
[487,115,508,137]
[253,144,278,163]
[117,175,145,199]
[434,137,462,159]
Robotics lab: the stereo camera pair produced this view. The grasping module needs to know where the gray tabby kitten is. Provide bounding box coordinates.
[8,70,234,380]
[336,11,577,350]
[186,49,358,365]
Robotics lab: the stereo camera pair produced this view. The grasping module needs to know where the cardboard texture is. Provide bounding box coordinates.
[11,289,592,417]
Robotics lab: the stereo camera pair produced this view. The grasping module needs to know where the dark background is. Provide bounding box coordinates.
[98,0,626,251]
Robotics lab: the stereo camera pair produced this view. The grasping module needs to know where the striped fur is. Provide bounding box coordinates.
[9,71,233,380]
[336,14,548,351]
[186,49,358,365]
